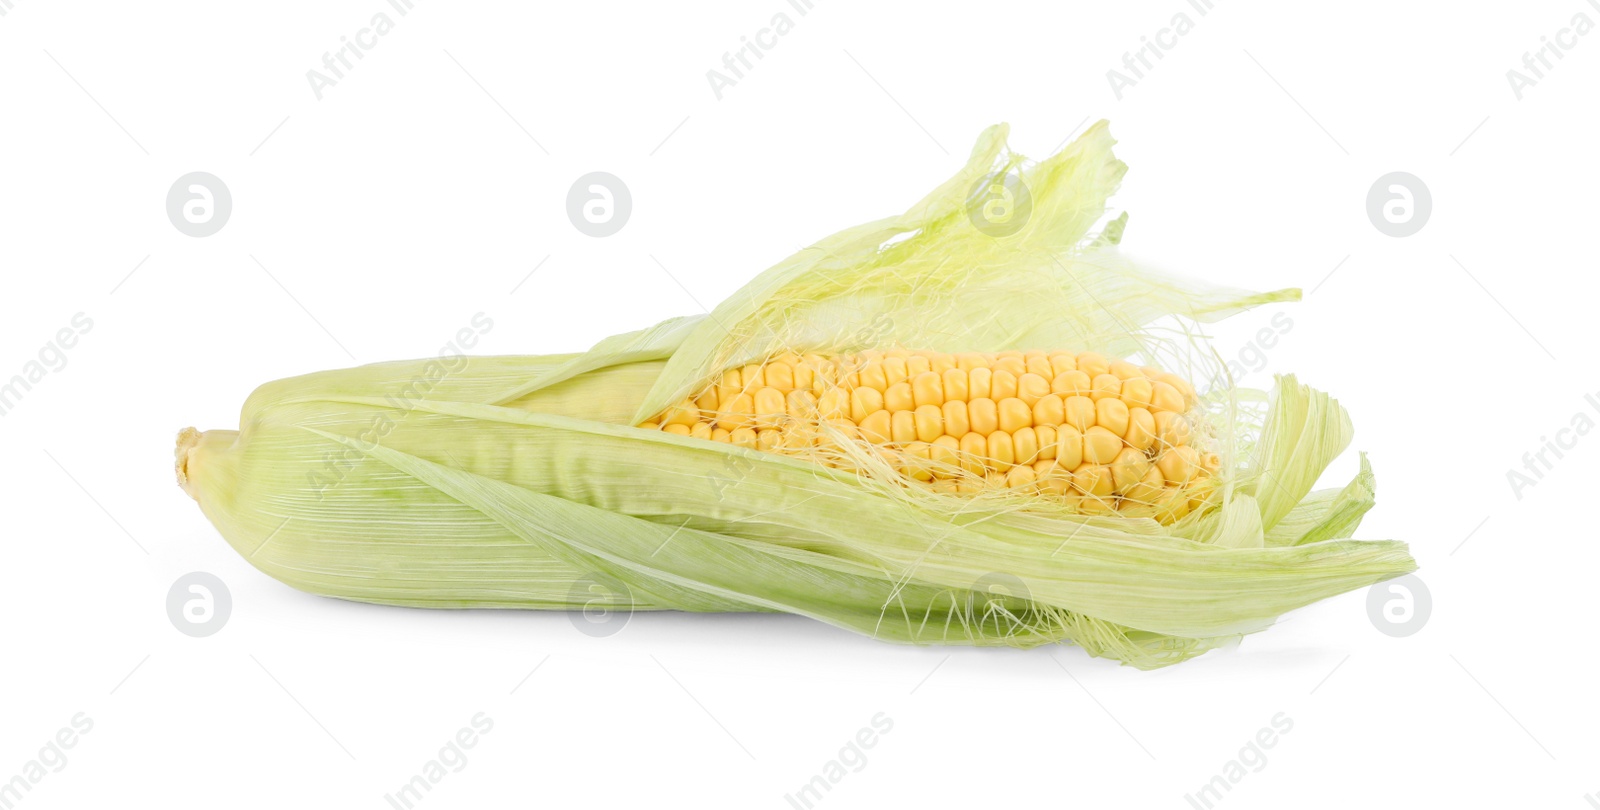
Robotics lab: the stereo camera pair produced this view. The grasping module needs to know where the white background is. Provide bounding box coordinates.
[1,1,1595,807]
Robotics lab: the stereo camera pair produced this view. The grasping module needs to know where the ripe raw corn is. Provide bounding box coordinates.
[177,120,1415,669]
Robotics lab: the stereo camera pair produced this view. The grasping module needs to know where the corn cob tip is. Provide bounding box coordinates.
[175,427,203,499]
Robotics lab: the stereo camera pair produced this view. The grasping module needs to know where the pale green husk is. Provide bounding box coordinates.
[181,121,1415,669]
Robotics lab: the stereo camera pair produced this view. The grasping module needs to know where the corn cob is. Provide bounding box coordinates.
[638,349,1218,521]
[177,121,1416,669]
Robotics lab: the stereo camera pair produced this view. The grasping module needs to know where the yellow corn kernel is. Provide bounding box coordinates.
[715,368,742,404]
[1154,410,1190,448]
[1151,380,1185,413]
[968,398,999,435]
[850,387,884,423]
[690,422,714,441]
[716,392,754,431]
[883,356,909,388]
[757,428,782,451]
[941,368,969,403]
[1125,407,1156,451]
[1076,352,1110,379]
[1123,466,1166,506]
[858,359,888,391]
[1017,373,1050,408]
[740,364,765,391]
[1055,425,1083,469]
[1090,373,1121,401]
[822,418,857,444]
[858,410,892,444]
[1048,352,1078,378]
[1095,397,1130,438]
[1033,393,1064,427]
[906,355,932,377]
[968,367,993,400]
[786,389,818,419]
[942,399,970,438]
[958,432,988,475]
[1025,353,1054,379]
[987,431,1015,472]
[890,410,918,444]
[1083,426,1122,465]
[1110,447,1152,494]
[764,361,795,392]
[1109,360,1143,380]
[900,441,933,481]
[1157,445,1200,484]
[663,423,692,436]
[754,387,787,429]
[1154,487,1191,523]
[912,372,944,408]
[1078,496,1117,515]
[1005,464,1037,490]
[731,427,758,448]
[662,399,699,427]
[1051,370,1091,398]
[995,356,1026,377]
[817,389,849,420]
[1038,464,1073,496]
[930,435,960,472]
[913,404,944,443]
[1013,427,1040,466]
[1119,376,1153,409]
[792,357,816,391]
[1072,463,1114,497]
[1064,395,1096,432]
[884,381,914,412]
[998,397,1032,433]
[1035,425,1057,460]
[991,370,1019,401]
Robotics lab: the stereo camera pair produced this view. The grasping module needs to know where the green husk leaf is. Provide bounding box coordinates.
[1264,453,1377,546]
